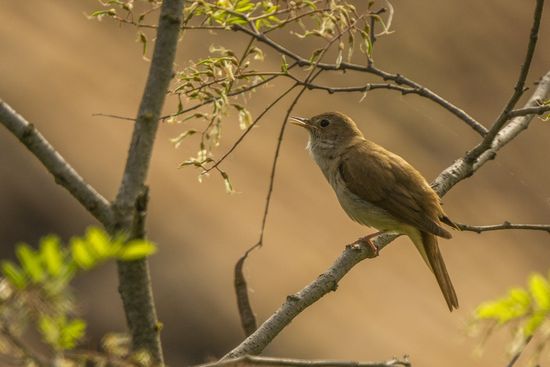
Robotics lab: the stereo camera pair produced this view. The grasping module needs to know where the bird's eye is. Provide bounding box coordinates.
[319,119,330,128]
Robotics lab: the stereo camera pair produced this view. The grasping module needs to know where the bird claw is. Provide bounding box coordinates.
[352,235,380,258]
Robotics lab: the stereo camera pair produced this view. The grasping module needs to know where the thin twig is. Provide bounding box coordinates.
[202,83,298,174]
[456,222,550,234]
[0,99,113,225]
[508,104,550,118]
[257,85,310,245]
[0,325,47,367]
[161,62,299,120]
[229,24,487,136]
[92,112,136,121]
[507,335,533,367]
[202,355,410,367]
[466,0,544,161]
[235,250,258,337]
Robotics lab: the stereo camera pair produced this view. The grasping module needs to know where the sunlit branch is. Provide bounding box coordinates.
[229,24,487,136]
[456,222,550,234]
[0,99,113,225]
[508,104,550,118]
[466,0,544,161]
[204,355,410,367]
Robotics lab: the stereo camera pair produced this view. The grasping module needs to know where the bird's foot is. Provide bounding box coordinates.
[352,232,382,258]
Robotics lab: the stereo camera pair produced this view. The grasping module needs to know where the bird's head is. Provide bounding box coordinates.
[290,112,363,148]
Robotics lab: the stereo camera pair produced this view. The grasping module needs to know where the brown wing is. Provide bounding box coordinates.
[339,140,452,238]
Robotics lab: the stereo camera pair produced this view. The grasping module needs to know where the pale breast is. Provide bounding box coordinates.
[332,172,403,231]
[308,138,409,233]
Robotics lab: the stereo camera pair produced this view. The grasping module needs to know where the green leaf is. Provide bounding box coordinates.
[528,273,550,311]
[16,243,46,283]
[1,261,27,289]
[86,227,115,259]
[59,318,86,350]
[38,315,59,349]
[280,55,288,73]
[475,288,530,323]
[39,315,86,351]
[40,235,64,277]
[88,8,117,20]
[70,238,96,270]
[117,240,157,261]
[522,312,546,337]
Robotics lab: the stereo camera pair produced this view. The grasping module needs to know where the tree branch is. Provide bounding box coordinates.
[0,324,47,367]
[0,99,113,225]
[204,355,410,367]
[456,221,550,234]
[112,0,184,364]
[231,25,486,136]
[223,69,550,359]
[466,0,544,161]
[508,104,550,118]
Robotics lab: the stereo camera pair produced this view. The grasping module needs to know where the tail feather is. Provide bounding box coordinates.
[413,231,459,311]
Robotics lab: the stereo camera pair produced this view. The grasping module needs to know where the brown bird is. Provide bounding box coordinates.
[291,112,459,311]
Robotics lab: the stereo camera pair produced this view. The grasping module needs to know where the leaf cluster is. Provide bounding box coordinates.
[472,272,550,363]
[0,228,156,361]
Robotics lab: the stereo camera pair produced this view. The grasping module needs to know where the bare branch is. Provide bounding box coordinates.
[456,222,550,234]
[230,25,486,136]
[205,355,410,367]
[469,71,550,171]
[508,104,550,118]
[507,335,533,367]
[223,69,550,359]
[466,0,544,160]
[92,113,136,121]
[0,99,113,225]
[0,324,47,367]
[113,0,184,364]
[235,251,258,337]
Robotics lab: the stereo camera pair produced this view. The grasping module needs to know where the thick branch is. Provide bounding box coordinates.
[223,69,550,359]
[204,355,410,367]
[456,222,550,234]
[0,99,112,225]
[113,0,184,364]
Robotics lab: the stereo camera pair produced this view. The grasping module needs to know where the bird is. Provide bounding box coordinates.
[290,111,459,311]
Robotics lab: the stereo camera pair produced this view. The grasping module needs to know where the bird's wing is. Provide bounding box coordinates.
[338,140,451,238]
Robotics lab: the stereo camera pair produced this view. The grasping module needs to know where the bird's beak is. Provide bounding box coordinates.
[289,116,311,129]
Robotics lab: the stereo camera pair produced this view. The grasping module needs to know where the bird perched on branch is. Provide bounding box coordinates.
[291,112,459,311]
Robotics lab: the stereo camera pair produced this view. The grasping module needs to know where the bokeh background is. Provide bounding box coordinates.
[1,1,550,366]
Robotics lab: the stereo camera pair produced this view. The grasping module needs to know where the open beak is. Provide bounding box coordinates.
[289,116,311,129]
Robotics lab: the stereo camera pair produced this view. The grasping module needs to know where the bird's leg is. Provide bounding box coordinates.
[352,231,384,257]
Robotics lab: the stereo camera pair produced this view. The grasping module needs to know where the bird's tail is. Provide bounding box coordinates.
[412,231,459,311]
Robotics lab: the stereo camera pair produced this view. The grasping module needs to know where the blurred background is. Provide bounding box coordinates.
[1,0,549,366]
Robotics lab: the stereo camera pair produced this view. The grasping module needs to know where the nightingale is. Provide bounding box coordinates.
[291,112,459,311]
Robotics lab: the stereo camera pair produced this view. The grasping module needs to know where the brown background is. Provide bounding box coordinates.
[1,1,550,366]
